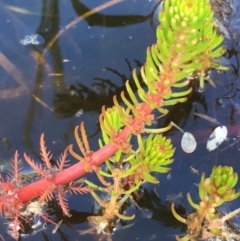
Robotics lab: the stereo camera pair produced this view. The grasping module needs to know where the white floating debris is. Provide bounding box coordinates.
[63,59,70,62]
[47,73,63,76]
[166,192,183,203]
[181,132,197,153]
[75,109,83,117]
[206,126,228,151]
[171,121,196,153]
[20,34,44,45]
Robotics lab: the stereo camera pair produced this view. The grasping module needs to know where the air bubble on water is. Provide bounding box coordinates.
[20,34,44,46]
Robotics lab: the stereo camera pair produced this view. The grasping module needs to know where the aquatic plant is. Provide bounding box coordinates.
[0,0,233,239]
[171,166,240,241]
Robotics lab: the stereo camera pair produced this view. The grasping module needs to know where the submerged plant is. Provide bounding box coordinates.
[0,0,232,239]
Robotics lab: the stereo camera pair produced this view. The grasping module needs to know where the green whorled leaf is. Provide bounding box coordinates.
[214,198,224,207]
[172,81,189,88]
[102,130,110,144]
[203,24,216,41]
[171,203,187,225]
[123,180,142,194]
[99,169,113,178]
[150,44,161,67]
[170,87,192,98]
[158,158,174,166]
[148,156,164,166]
[132,68,142,90]
[150,166,171,173]
[115,149,123,163]
[166,29,174,45]
[153,45,168,64]
[137,86,147,103]
[232,191,240,200]
[145,51,158,84]
[144,138,153,156]
[225,175,237,189]
[168,6,175,19]
[105,159,113,173]
[159,14,170,35]
[199,182,206,201]
[215,166,223,176]
[101,107,124,138]
[121,162,141,178]
[157,28,171,47]
[217,185,228,195]
[143,171,159,184]
[157,150,175,160]
[141,134,174,167]
[205,181,213,195]
[175,71,192,81]
[98,138,104,148]
[222,190,236,202]
[163,0,170,17]
[211,47,226,59]
[125,81,139,105]
[170,17,178,32]
[198,9,212,25]
[225,166,234,175]
[179,61,201,71]
[182,43,210,62]
[214,175,222,187]
[148,149,161,160]
[187,193,199,209]
[220,173,228,185]
[209,32,224,50]
[178,0,185,13]
[163,97,187,106]
[228,173,238,189]
[158,39,173,60]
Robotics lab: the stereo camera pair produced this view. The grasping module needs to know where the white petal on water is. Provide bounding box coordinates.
[181,132,197,153]
[206,126,228,151]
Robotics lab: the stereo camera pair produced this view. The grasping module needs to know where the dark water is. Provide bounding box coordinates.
[0,0,240,240]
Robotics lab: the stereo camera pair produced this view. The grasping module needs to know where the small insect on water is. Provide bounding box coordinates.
[190,166,199,175]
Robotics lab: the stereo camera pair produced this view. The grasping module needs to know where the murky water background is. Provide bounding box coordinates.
[0,0,240,240]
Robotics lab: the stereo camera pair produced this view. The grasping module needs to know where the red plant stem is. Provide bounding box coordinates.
[15,103,152,203]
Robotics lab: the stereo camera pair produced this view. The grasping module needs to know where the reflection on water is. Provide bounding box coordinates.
[0,0,240,240]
